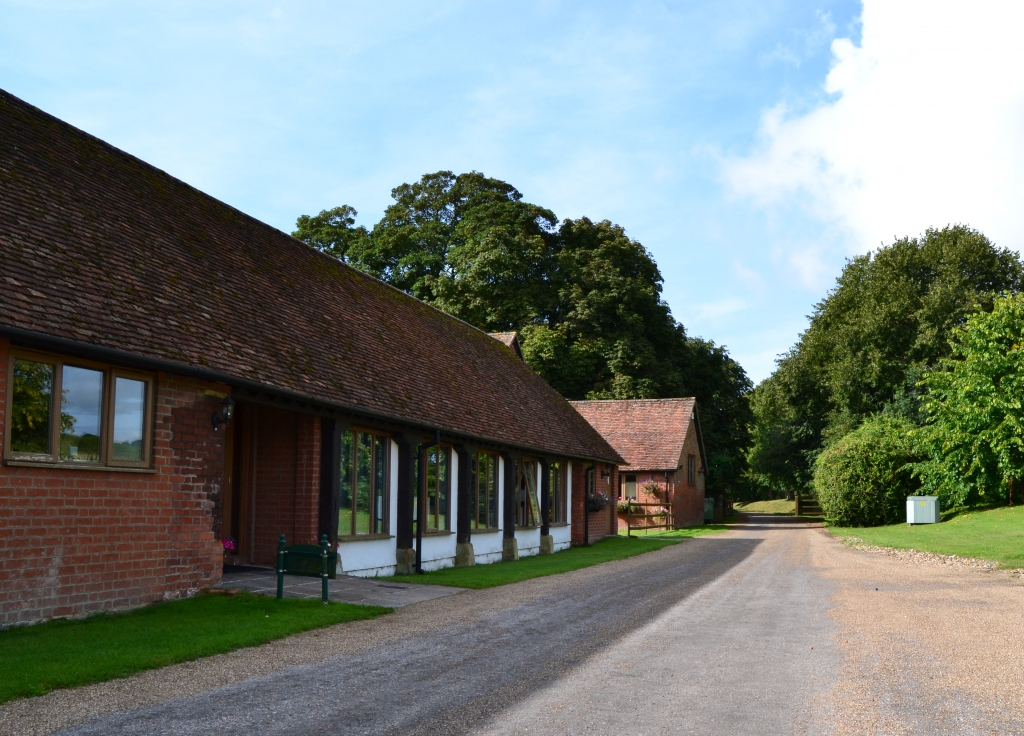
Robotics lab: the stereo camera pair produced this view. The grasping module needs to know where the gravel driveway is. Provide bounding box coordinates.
[4,514,1022,735]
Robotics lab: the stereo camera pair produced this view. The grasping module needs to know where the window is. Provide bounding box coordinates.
[687,454,696,486]
[621,474,637,501]
[5,352,153,468]
[548,461,568,524]
[470,451,499,530]
[417,445,450,532]
[516,458,540,528]
[339,429,389,536]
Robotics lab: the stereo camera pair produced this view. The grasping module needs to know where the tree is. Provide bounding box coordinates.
[362,171,534,301]
[917,293,1024,508]
[683,337,753,498]
[292,205,369,264]
[749,225,1023,497]
[295,171,755,500]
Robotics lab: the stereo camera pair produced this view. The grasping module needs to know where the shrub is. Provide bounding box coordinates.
[813,415,922,526]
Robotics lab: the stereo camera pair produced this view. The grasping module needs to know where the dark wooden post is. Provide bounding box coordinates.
[502,450,520,561]
[394,433,418,575]
[318,418,346,548]
[454,444,476,566]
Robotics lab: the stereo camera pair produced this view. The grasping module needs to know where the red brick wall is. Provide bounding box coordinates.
[0,338,227,626]
[673,419,706,527]
[616,471,674,533]
[248,406,320,566]
[571,461,615,545]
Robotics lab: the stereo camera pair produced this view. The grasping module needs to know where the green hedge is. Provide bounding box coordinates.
[813,415,921,526]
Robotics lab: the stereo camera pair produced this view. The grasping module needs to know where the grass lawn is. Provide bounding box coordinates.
[385,535,688,589]
[734,499,796,515]
[622,523,733,538]
[0,592,389,704]
[830,504,1024,569]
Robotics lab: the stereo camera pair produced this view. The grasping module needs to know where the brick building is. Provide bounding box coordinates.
[0,89,622,626]
[571,398,708,531]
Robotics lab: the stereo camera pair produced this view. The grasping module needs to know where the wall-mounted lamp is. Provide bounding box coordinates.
[212,396,235,431]
[600,467,610,479]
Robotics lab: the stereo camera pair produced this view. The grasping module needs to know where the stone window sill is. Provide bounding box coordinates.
[3,459,156,474]
[337,533,393,543]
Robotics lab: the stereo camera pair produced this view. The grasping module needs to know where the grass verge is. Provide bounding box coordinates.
[830,504,1024,569]
[0,592,390,704]
[385,536,686,589]
[622,524,732,538]
[734,499,796,515]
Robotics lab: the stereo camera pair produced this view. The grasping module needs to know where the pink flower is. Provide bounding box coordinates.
[222,537,237,551]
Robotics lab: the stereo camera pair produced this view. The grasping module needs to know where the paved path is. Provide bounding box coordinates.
[216,568,465,607]
[9,514,1023,735]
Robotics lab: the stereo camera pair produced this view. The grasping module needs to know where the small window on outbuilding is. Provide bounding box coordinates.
[622,474,637,500]
[687,454,697,486]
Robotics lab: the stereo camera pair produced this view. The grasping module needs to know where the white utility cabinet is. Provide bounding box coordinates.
[906,496,940,524]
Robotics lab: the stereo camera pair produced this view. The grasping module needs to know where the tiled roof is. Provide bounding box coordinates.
[488,332,523,360]
[570,398,697,470]
[0,89,621,464]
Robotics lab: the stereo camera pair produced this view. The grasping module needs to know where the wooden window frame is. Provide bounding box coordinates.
[421,444,452,533]
[548,460,568,525]
[687,454,696,486]
[3,349,155,470]
[470,451,500,531]
[339,427,391,539]
[516,457,540,529]
[622,474,638,501]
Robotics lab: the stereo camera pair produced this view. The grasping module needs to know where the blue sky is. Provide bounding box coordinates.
[4,1,1021,383]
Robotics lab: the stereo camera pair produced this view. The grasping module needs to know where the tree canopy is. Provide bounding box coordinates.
[295,171,753,498]
[916,293,1024,508]
[747,225,1023,498]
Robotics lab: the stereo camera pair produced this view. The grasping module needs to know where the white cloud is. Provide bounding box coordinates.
[724,0,1024,254]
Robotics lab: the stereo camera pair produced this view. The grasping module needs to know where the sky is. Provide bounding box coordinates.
[2,1,1022,383]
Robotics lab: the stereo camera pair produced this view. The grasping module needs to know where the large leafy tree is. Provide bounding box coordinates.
[292,205,370,264]
[917,293,1024,508]
[295,171,754,499]
[749,225,1023,496]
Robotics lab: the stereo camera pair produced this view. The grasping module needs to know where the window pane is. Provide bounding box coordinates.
[373,435,387,534]
[625,476,637,500]
[11,359,54,454]
[469,455,479,530]
[60,366,104,462]
[549,462,561,524]
[111,376,147,461]
[339,430,354,535]
[426,447,438,529]
[438,447,448,531]
[356,433,372,534]
[488,455,498,529]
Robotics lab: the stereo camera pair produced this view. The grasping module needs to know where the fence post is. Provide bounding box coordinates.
[276,534,286,600]
[320,534,330,605]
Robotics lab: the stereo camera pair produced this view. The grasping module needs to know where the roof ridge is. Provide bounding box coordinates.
[570,397,695,404]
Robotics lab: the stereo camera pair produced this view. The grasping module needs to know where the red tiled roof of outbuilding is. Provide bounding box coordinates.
[0,89,621,464]
[570,398,697,471]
